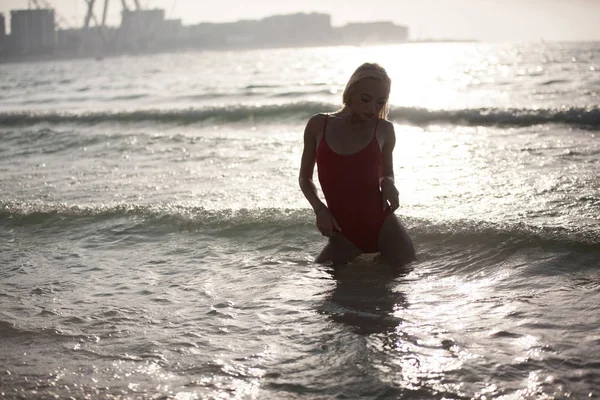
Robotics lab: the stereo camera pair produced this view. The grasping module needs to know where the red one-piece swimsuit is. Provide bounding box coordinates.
[316,115,391,253]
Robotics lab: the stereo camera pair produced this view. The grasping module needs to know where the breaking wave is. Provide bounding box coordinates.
[1,103,599,128]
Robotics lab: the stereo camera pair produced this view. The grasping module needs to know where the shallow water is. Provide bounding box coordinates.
[1,42,599,399]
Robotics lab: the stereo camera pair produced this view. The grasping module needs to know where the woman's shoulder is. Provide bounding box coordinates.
[377,118,394,131]
[376,118,396,147]
[303,113,328,142]
[305,113,329,133]
[377,118,395,136]
[307,113,329,124]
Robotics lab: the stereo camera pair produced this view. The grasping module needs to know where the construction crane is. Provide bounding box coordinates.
[83,0,142,29]
[29,0,143,31]
[83,0,153,53]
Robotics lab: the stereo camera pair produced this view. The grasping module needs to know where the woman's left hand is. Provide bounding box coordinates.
[381,178,400,211]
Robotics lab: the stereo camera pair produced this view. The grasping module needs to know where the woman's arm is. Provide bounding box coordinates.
[299,114,339,236]
[298,114,327,212]
[379,121,400,211]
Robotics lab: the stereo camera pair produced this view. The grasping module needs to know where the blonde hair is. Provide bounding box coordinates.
[338,63,391,119]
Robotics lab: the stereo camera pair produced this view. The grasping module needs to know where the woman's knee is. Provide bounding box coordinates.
[378,215,416,265]
[316,234,361,264]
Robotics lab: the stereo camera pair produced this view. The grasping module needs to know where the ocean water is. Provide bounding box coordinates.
[0,42,599,399]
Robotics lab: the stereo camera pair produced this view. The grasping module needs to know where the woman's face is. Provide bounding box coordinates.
[347,78,389,121]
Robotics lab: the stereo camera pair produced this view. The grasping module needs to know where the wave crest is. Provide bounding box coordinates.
[1,201,598,248]
[1,104,599,128]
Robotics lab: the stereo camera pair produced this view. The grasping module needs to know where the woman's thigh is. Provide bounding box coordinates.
[378,213,416,267]
[315,233,362,265]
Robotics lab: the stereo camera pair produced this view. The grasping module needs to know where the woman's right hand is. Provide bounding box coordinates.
[315,207,341,237]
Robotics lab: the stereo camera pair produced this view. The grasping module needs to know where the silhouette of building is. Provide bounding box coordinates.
[118,9,165,52]
[0,13,5,50]
[160,19,184,48]
[335,21,408,45]
[259,13,332,46]
[0,8,411,62]
[189,13,334,49]
[187,13,408,49]
[10,8,56,55]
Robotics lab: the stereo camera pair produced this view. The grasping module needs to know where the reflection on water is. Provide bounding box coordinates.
[322,259,412,335]
[318,260,472,399]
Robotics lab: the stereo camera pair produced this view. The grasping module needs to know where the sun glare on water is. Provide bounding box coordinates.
[318,43,491,110]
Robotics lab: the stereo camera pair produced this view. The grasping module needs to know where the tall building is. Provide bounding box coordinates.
[190,13,333,49]
[0,13,5,49]
[258,13,332,45]
[10,9,55,55]
[118,9,165,51]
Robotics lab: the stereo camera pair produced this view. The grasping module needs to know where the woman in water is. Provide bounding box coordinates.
[299,63,415,266]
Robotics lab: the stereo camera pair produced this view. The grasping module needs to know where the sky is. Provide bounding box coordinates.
[1,0,600,42]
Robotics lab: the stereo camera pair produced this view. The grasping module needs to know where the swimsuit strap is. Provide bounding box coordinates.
[319,114,329,146]
[373,118,380,144]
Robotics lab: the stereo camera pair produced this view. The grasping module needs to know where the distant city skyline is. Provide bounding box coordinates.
[1,0,600,42]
